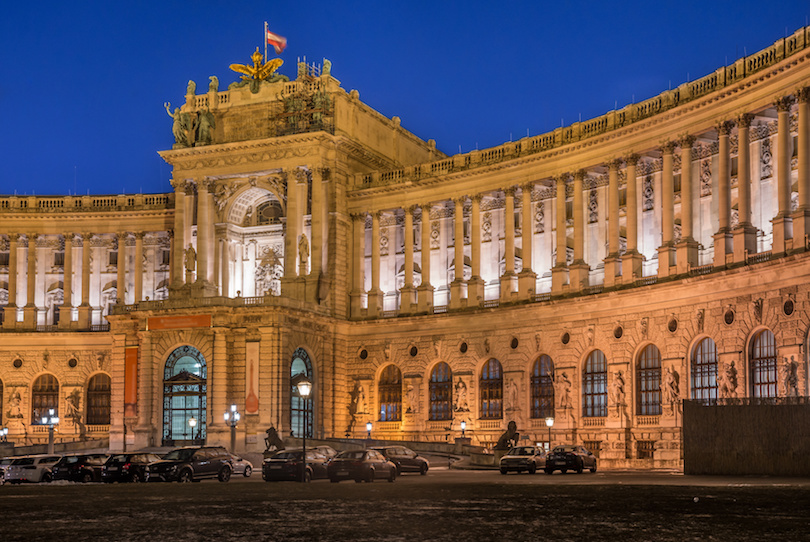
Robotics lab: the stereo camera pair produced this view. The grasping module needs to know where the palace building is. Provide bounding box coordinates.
[2,29,810,468]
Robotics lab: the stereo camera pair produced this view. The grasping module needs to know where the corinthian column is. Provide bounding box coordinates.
[450,198,466,309]
[569,170,589,291]
[468,195,485,305]
[59,233,74,330]
[400,206,417,313]
[551,175,569,294]
[417,204,434,313]
[676,137,699,273]
[196,179,213,287]
[116,232,128,304]
[518,184,536,299]
[349,213,366,318]
[170,179,186,287]
[713,121,734,267]
[134,232,144,302]
[604,162,621,286]
[658,142,676,277]
[368,211,383,317]
[793,88,810,246]
[78,233,93,329]
[772,96,794,255]
[500,188,517,302]
[23,234,37,329]
[733,114,758,262]
[3,233,19,329]
[622,155,644,280]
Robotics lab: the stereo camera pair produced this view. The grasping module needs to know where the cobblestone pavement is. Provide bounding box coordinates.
[2,470,809,541]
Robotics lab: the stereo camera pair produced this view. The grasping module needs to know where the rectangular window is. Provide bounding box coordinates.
[161,249,171,266]
[0,252,8,266]
[54,252,64,267]
[109,251,118,266]
[637,440,655,459]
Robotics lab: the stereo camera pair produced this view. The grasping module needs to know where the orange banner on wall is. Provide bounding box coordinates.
[124,347,138,417]
[147,314,212,330]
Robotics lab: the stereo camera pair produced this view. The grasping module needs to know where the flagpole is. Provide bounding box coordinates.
[264,21,268,61]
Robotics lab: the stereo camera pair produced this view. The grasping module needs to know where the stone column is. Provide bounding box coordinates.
[713,121,734,267]
[170,179,186,287]
[604,162,621,287]
[78,233,92,329]
[772,96,794,255]
[59,234,74,330]
[500,188,516,302]
[793,88,810,247]
[400,206,417,313]
[622,155,644,280]
[733,114,758,262]
[116,232,128,304]
[675,137,699,274]
[220,237,231,297]
[196,179,212,286]
[3,233,18,329]
[23,233,37,329]
[450,198,466,309]
[518,184,536,299]
[368,211,383,317]
[349,214,366,317]
[569,170,589,290]
[468,195,485,306]
[417,204,434,313]
[133,232,144,302]
[283,169,299,283]
[306,167,328,303]
[658,142,676,277]
[551,175,569,293]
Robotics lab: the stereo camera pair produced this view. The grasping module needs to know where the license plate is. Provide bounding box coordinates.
[107,467,118,472]
[336,470,348,476]
[270,465,282,470]
[554,461,566,465]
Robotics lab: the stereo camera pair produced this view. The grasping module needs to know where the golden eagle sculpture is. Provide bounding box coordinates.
[230,48,284,82]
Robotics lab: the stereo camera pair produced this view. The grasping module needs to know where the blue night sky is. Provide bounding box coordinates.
[1,1,808,196]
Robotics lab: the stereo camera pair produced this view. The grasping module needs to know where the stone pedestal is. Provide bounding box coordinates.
[57,307,73,330]
[22,306,37,330]
[349,291,365,318]
[78,305,92,330]
[467,277,485,307]
[551,265,569,294]
[449,280,465,310]
[732,224,758,264]
[499,272,516,302]
[675,239,699,275]
[398,285,417,315]
[771,216,793,256]
[517,270,536,301]
[569,261,589,292]
[712,231,732,268]
[657,245,675,278]
[622,251,644,282]
[791,208,810,251]
[366,288,384,317]
[603,256,619,288]
[417,284,434,314]
[2,306,16,330]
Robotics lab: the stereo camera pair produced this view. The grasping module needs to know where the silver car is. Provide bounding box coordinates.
[4,454,62,483]
[229,454,253,477]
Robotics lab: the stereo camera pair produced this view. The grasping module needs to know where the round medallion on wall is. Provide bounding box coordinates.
[13,358,22,369]
[561,332,570,345]
[459,342,468,354]
[510,337,519,349]
[783,299,794,316]
[359,349,368,360]
[724,310,735,325]
[409,346,418,357]
[613,326,623,339]
[68,358,78,368]
[668,318,678,333]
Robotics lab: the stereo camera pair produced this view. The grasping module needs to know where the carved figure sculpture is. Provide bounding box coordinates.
[197,110,216,146]
[406,383,417,414]
[782,356,799,397]
[208,75,219,93]
[7,390,23,419]
[506,378,519,411]
[184,244,196,273]
[454,378,469,412]
[557,372,572,411]
[609,370,625,409]
[264,426,285,452]
[718,361,738,399]
[661,366,680,413]
[186,79,196,95]
[164,102,196,147]
[65,389,82,424]
[298,233,309,261]
[494,420,519,450]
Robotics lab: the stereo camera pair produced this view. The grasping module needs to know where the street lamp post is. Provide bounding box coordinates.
[545,417,554,453]
[0,426,8,442]
[366,421,372,440]
[296,378,312,483]
[223,404,240,453]
[460,420,466,438]
[188,417,198,443]
[41,409,59,454]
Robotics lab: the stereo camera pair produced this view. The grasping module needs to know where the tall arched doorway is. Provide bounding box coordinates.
[163,346,207,446]
[290,348,313,438]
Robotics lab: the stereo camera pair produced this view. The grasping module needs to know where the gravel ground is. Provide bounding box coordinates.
[1,477,808,541]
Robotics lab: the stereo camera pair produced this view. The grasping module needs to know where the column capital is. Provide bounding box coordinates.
[521,182,534,193]
[624,153,640,166]
[167,229,175,239]
[736,113,754,128]
[573,169,586,180]
[420,202,433,213]
[81,232,94,242]
[503,186,517,197]
[796,86,810,104]
[471,194,484,204]
[660,141,676,154]
[405,204,418,214]
[9,232,21,242]
[199,177,215,191]
[716,120,735,136]
[774,95,795,112]
[678,135,696,148]
[170,178,185,192]
[452,196,467,206]
[134,231,146,240]
[607,159,621,171]
[116,231,130,240]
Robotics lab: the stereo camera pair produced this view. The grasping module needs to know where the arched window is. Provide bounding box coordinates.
[750,329,777,398]
[32,374,59,424]
[86,374,112,425]
[429,362,453,421]
[582,350,607,417]
[636,345,661,416]
[531,355,554,419]
[691,338,718,402]
[290,348,313,438]
[480,359,503,419]
[162,346,207,446]
[379,365,402,422]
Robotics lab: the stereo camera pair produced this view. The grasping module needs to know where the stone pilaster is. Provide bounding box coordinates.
[500,188,517,302]
[713,121,734,268]
[793,88,810,248]
[170,179,186,288]
[116,232,128,304]
[468,195,485,306]
[569,171,589,291]
[3,233,19,329]
[349,213,366,318]
[417,204,434,313]
[658,142,676,278]
[367,211,383,317]
[622,155,644,280]
[604,161,621,287]
[732,114,758,263]
[518,184,536,300]
[58,233,74,330]
[551,175,569,294]
[399,206,417,314]
[23,234,37,329]
[450,198,466,309]
[772,96,794,255]
[675,138,700,274]
[78,232,92,329]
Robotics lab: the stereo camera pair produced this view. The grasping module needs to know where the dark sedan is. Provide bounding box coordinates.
[51,454,109,483]
[370,445,429,475]
[327,449,397,483]
[544,445,597,474]
[102,453,163,483]
[499,445,545,474]
[262,449,330,482]
[148,446,233,482]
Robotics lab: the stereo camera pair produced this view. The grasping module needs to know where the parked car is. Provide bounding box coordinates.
[327,449,397,483]
[370,445,429,475]
[102,452,163,483]
[52,453,110,482]
[544,445,597,474]
[4,454,62,483]
[312,445,339,461]
[0,457,15,484]
[262,449,330,482]
[499,445,546,474]
[148,446,233,482]
[229,454,253,477]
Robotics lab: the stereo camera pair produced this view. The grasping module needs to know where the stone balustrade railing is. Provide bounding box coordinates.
[0,193,173,213]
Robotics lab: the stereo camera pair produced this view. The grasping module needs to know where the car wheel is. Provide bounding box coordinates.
[130,472,142,483]
[528,464,537,475]
[395,464,402,476]
[576,461,584,474]
[544,468,553,475]
[82,472,93,483]
[561,469,567,474]
[388,469,396,482]
[330,477,339,483]
[218,467,232,482]
[243,466,252,478]
[590,463,597,473]
[178,469,193,483]
[419,463,428,475]
[41,473,53,483]
[499,467,508,475]
[366,469,375,483]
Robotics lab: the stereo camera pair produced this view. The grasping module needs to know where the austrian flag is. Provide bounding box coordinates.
[266,30,287,54]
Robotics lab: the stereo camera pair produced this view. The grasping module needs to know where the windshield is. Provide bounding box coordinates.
[508,447,537,456]
[552,446,576,453]
[162,449,196,461]
[336,451,365,460]
[11,458,35,466]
